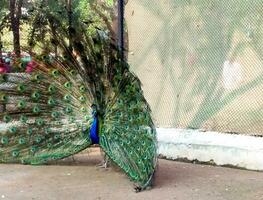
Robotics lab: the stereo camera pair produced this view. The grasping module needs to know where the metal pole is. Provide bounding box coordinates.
[118,0,124,60]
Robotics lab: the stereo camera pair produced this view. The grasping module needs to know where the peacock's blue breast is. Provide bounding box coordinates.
[89,116,100,144]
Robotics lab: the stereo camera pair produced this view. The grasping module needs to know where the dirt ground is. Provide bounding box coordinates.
[0,148,263,200]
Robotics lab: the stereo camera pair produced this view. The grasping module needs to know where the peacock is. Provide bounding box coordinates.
[0,6,157,192]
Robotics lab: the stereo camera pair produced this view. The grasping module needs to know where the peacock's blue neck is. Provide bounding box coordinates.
[89,114,100,144]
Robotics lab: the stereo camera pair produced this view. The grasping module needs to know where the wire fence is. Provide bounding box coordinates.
[1,0,262,135]
[126,0,263,135]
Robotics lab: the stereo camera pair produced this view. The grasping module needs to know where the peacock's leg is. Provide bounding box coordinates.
[97,149,110,169]
[97,156,110,168]
[71,155,76,163]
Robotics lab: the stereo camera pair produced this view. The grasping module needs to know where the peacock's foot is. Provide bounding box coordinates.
[133,180,153,193]
[134,183,150,193]
[134,186,142,193]
[134,185,152,193]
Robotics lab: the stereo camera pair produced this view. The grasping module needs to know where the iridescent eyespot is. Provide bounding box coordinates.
[65,106,73,113]
[27,128,33,135]
[17,100,26,108]
[69,70,76,76]
[3,115,11,123]
[51,111,59,118]
[12,150,20,157]
[20,115,28,123]
[19,138,26,145]
[17,84,26,92]
[34,135,42,143]
[1,136,9,144]
[54,134,60,140]
[81,107,87,113]
[64,81,72,89]
[51,69,59,76]
[0,94,8,102]
[48,85,56,93]
[79,96,86,102]
[33,106,40,113]
[48,98,56,106]
[9,126,17,134]
[35,118,44,126]
[79,85,86,93]
[33,74,42,81]
[45,128,51,135]
[31,146,38,153]
[31,91,41,100]
[63,94,71,102]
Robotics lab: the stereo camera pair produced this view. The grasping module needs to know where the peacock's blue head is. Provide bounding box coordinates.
[91,104,98,117]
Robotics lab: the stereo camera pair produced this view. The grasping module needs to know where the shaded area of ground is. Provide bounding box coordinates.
[0,148,263,200]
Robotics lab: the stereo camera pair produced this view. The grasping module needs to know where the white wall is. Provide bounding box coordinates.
[157,128,263,171]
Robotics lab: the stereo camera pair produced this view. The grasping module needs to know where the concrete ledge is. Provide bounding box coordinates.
[157,128,263,171]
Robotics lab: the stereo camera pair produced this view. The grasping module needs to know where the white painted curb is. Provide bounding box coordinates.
[157,128,263,171]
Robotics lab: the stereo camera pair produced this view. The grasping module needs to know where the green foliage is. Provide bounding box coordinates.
[0,0,117,53]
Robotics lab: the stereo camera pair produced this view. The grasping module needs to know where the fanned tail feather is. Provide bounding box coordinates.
[0,6,157,191]
[0,58,94,164]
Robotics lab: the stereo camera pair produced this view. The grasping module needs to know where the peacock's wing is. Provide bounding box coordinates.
[0,61,94,164]
[100,71,158,190]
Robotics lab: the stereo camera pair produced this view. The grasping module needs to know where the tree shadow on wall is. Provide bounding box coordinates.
[131,0,263,133]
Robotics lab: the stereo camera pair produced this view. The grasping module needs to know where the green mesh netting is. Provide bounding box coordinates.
[126,0,263,135]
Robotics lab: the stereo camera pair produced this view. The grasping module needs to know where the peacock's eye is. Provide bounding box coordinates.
[12,150,20,157]
[81,107,87,112]
[48,98,56,106]
[33,106,41,113]
[46,142,52,148]
[68,117,75,124]
[3,115,11,123]
[1,94,8,102]
[64,81,72,89]
[35,135,42,143]
[63,137,69,144]
[48,85,56,93]
[32,91,41,100]
[65,106,73,113]
[35,118,44,126]
[17,100,26,109]
[33,74,42,81]
[84,115,90,121]
[51,111,59,118]
[54,134,60,140]
[1,136,9,144]
[27,128,33,135]
[9,126,17,134]
[31,146,38,153]
[51,69,59,76]
[69,70,76,76]
[19,138,26,145]
[79,85,85,92]
[79,96,86,102]
[17,84,26,92]
[45,128,51,135]
[63,94,71,102]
